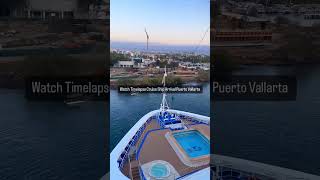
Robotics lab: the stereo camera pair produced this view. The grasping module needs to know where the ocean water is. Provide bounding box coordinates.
[111,41,210,55]
[214,65,320,175]
[110,83,210,150]
[0,90,108,179]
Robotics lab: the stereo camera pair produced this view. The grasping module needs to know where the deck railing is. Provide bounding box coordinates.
[211,165,294,180]
[158,113,209,130]
[212,166,276,180]
[138,160,147,180]
[175,166,207,180]
[117,117,154,169]
[119,113,210,179]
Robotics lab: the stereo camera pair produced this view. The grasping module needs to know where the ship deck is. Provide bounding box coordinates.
[120,117,210,179]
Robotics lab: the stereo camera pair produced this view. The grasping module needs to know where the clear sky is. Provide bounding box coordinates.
[110,0,210,46]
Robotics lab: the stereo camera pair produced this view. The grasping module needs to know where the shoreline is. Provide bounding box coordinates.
[109,79,209,90]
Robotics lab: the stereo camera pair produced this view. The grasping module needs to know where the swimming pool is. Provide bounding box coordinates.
[149,163,170,179]
[173,130,209,158]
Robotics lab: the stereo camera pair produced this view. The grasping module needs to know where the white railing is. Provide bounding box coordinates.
[211,154,320,180]
[110,110,160,180]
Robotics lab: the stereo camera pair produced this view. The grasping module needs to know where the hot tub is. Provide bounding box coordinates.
[149,162,170,179]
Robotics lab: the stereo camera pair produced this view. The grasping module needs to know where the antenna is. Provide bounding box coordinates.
[160,66,169,111]
[145,28,149,50]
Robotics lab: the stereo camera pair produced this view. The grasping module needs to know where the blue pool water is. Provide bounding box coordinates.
[173,130,209,158]
[150,163,169,178]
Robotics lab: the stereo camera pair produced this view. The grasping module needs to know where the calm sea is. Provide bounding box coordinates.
[214,65,320,175]
[110,83,210,150]
[3,64,319,179]
[0,90,107,179]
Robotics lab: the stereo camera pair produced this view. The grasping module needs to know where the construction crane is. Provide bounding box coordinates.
[194,26,210,55]
[145,28,149,50]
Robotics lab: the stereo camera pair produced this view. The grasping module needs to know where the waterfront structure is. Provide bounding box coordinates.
[0,0,109,20]
[118,61,134,68]
[213,30,272,42]
[179,62,210,70]
[220,0,320,27]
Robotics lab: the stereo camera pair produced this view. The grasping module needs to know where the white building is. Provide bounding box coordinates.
[118,61,134,68]
[143,59,155,66]
[116,57,146,68]
[179,62,210,70]
[26,0,78,19]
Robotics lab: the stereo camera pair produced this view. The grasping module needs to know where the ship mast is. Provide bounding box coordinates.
[160,66,169,112]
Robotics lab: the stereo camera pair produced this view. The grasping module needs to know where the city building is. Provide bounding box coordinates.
[116,57,146,68]
[213,30,272,42]
[0,0,109,20]
[118,61,134,68]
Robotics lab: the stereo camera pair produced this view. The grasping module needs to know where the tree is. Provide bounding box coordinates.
[167,61,179,69]
[117,79,135,86]
[196,70,210,82]
[110,52,130,66]
[167,76,182,86]
[154,60,168,68]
